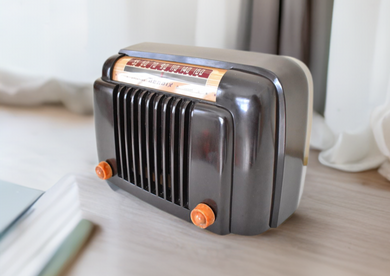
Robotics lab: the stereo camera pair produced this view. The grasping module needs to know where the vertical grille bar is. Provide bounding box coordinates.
[123,87,133,182]
[137,90,148,190]
[179,101,191,207]
[130,89,140,187]
[113,85,192,209]
[153,95,164,198]
[170,98,182,204]
[145,93,156,193]
[117,86,127,180]
[161,96,173,200]
[113,86,122,178]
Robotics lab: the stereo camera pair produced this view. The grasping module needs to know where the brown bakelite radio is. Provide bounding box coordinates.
[94,43,312,235]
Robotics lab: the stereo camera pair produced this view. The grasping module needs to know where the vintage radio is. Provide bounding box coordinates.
[94,43,312,235]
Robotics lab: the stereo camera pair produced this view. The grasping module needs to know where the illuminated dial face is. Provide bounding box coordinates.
[112,56,227,102]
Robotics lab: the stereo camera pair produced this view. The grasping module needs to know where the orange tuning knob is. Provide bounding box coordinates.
[190,203,215,229]
[95,161,113,180]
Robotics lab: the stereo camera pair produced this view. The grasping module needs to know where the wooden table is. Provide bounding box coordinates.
[57,150,390,276]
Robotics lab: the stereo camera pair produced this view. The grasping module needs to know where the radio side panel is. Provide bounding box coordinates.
[217,70,277,235]
[272,57,313,226]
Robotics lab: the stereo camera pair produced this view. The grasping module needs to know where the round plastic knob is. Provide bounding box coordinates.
[190,203,215,229]
[95,161,113,180]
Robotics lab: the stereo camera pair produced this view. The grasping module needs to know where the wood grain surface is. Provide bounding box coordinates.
[63,150,390,276]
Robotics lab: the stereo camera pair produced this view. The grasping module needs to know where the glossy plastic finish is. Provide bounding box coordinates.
[188,102,233,234]
[95,79,190,220]
[191,203,215,229]
[94,79,234,234]
[217,70,277,235]
[94,43,312,235]
[95,161,113,180]
[119,43,311,230]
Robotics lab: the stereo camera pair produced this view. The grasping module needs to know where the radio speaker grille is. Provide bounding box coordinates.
[113,85,193,208]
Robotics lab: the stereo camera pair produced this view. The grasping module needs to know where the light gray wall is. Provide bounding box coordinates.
[0,0,251,84]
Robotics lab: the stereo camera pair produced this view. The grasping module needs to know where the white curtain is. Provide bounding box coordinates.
[249,0,334,115]
[312,0,390,180]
